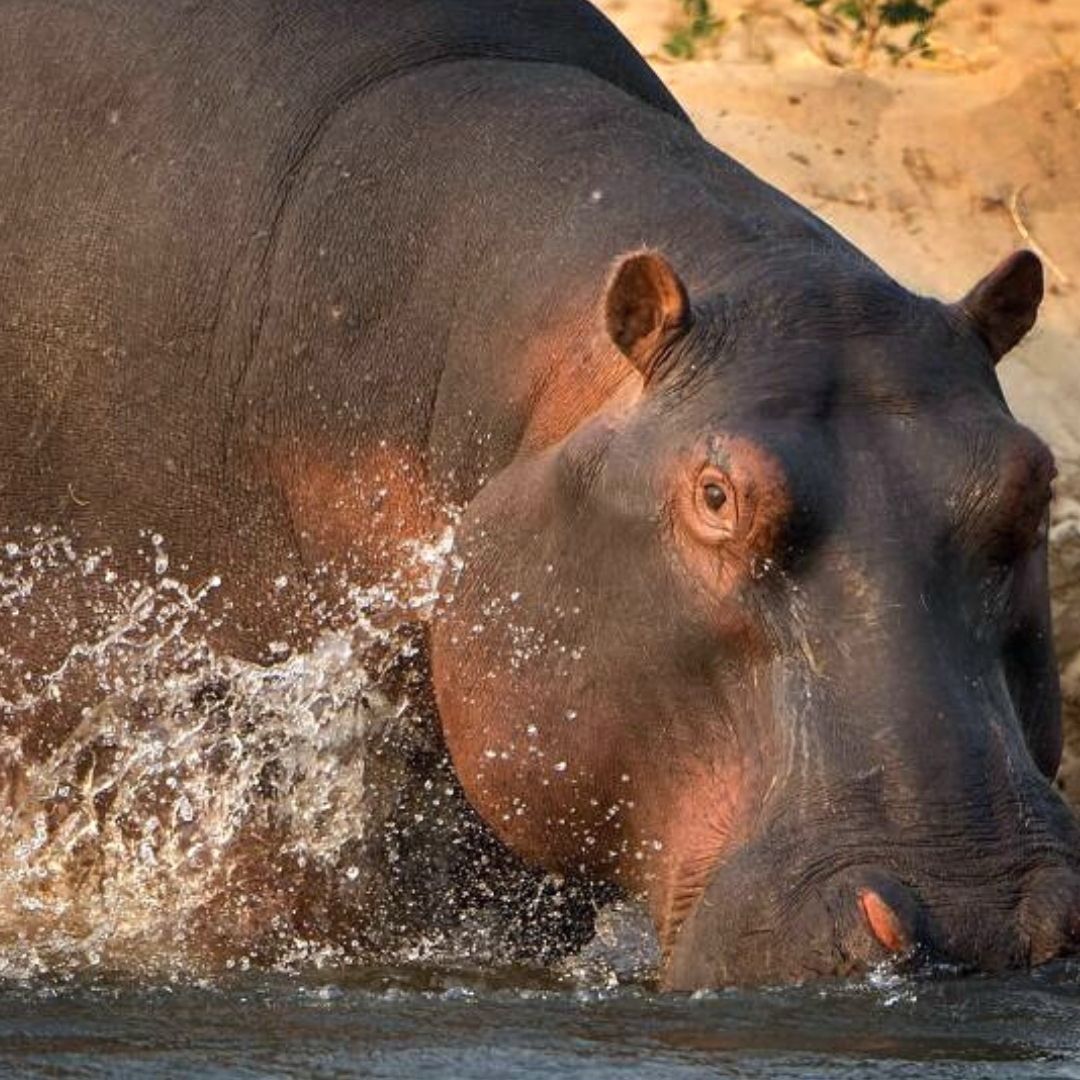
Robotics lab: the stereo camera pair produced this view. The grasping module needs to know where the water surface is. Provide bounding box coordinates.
[3,529,1080,1079]
[1,963,1078,1079]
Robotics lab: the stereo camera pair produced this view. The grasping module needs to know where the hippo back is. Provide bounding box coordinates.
[0,0,687,140]
[0,0,686,600]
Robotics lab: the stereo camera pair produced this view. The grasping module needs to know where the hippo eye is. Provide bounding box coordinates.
[985,450,1057,563]
[689,468,737,542]
[703,483,727,512]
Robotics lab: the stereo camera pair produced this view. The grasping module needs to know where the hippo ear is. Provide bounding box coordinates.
[957,250,1044,363]
[605,250,693,379]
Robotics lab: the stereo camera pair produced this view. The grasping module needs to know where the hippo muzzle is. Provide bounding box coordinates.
[661,586,1080,988]
[665,788,1080,989]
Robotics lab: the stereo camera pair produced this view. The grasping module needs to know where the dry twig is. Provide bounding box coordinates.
[1008,185,1071,287]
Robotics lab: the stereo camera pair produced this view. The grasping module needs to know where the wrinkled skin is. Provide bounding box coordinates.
[1,0,1077,986]
[434,251,1080,986]
[434,252,1080,986]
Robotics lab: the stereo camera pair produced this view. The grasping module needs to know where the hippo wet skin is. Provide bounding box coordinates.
[1,0,1077,988]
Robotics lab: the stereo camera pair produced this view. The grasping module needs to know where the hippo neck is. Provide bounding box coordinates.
[241,53,887,593]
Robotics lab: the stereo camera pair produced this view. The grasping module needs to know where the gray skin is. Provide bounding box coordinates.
[1,0,1077,987]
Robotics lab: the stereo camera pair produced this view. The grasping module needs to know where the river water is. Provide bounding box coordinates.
[0,962,1078,1079]
[3,537,1080,1076]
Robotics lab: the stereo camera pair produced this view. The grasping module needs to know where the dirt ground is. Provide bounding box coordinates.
[597,0,1080,803]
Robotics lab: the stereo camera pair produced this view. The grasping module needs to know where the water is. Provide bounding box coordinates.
[3,533,1080,1077]
[0,963,1078,1079]
[0,527,607,975]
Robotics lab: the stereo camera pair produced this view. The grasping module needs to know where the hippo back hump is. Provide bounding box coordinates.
[339,0,689,121]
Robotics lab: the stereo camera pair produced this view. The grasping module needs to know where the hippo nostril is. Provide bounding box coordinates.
[858,887,912,954]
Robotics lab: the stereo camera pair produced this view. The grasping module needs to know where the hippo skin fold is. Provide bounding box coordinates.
[0,0,1078,988]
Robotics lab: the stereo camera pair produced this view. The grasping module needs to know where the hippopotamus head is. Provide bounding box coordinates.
[431,247,1080,987]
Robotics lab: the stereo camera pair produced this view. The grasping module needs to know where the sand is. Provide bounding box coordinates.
[597,0,1080,802]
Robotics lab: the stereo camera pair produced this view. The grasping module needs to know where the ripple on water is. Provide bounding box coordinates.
[0,964,1077,1079]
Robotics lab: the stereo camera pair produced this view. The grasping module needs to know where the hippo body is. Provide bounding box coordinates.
[1,0,1077,986]
[0,0,683,653]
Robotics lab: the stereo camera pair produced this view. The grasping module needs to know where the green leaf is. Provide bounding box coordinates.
[803,0,948,62]
[835,0,867,26]
[664,0,724,59]
[879,1,934,26]
[663,30,696,58]
[680,0,712,18]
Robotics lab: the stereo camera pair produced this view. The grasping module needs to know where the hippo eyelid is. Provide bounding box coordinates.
[949,431,1056,557]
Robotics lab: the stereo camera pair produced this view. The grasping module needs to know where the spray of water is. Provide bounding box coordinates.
[0,527,619,980]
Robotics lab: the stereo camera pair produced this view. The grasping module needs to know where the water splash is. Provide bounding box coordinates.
[0,527,605,980]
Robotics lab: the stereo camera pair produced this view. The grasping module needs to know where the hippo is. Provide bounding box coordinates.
[1,0,1077,988]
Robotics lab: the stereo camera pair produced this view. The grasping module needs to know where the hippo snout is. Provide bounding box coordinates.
[854,867,1080,969]
[663,833,1080,989]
